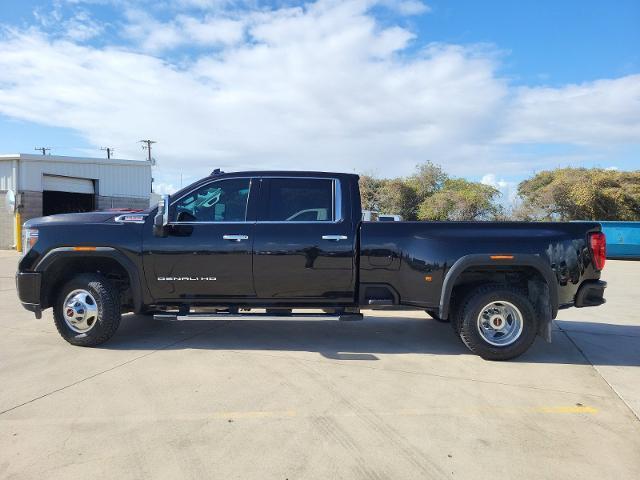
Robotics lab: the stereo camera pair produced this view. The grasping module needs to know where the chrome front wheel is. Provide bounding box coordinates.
[54,274,121,347]
[63,289,99,333]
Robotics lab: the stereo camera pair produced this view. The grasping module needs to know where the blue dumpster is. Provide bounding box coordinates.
[599,222,640,259]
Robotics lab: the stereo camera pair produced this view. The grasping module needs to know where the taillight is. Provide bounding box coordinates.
[589,232,606,271]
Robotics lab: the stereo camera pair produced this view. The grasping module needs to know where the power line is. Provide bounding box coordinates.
[34,147,51,155]
[139,139,156,163]
[100,147,114,159]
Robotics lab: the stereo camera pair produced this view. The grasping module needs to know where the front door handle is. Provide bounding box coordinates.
[322,235,348,241]
[223,234,249,241]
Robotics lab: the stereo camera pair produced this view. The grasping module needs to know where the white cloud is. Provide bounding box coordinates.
[382,1,431,16]
[174,0,237,9]
[0,0,638,188]
[153,181,178,195]
[500,75,640,145]
[64,11,105,41]
[481,173,518,205]
[179,15,245,45]
[123,10,245,52]
[33,6,104,41]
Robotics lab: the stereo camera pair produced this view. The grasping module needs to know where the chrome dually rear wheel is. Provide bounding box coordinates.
[476,301,523,347]
[456,285,538,361]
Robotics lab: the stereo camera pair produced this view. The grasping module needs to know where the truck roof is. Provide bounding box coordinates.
[168,170,359,202]
[207,170,359,179]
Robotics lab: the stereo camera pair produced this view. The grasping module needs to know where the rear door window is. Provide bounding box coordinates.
[263,178,334,222]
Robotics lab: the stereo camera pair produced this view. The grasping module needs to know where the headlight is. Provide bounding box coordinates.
[22,227,38,256]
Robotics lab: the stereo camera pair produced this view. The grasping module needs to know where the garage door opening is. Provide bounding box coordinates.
[42,175,95,216]
[43,191,95,216]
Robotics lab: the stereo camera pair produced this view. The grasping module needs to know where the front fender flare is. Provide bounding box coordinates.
[35,247,143,313]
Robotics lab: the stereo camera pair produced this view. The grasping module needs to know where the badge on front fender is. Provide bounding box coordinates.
[157,276,217,281]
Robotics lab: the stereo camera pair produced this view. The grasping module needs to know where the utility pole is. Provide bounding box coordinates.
[140,140,157,193]
[34,147,51,155]
[100,147,114,159]
[139,139,156,162]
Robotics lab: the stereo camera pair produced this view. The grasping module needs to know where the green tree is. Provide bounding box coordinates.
[359,174,384,212]
[517,168,640,220]
[418,178,503,221]
[360,162,449,220]
[377,178,420,220]
[359,162,503,221]
[406,161,447,200]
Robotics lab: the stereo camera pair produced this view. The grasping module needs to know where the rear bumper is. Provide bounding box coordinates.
[16,272,42,308]
[575,280,607,308]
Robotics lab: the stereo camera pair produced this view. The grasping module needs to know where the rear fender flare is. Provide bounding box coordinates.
[439,254,558,320]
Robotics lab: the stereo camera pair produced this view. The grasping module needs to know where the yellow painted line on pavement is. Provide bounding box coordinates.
[535,405,598,414]
[472,405,599,415]
[0,405,599,427]
[216,410,297,419]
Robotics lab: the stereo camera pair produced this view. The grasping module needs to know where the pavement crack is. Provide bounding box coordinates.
[555,327,640,339]
[558,324,640,422]
[0,320,231,416]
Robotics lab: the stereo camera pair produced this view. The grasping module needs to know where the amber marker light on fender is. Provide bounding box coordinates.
[490,255,514,260]
[73,247,97,251]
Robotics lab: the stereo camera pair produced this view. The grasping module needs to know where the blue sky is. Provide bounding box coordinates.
[0,0,638,198]
[414,0,640,85]
[4,1,638,83]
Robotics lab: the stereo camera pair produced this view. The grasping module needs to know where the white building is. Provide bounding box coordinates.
[0,153,152,249]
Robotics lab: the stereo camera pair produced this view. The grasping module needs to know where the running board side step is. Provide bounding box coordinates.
[153,312,364,321]
[367,299,393,305]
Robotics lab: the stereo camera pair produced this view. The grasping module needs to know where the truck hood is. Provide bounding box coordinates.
[24,210,149,227]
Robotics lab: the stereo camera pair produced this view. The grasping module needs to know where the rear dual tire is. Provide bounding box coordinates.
[453,285,538,361]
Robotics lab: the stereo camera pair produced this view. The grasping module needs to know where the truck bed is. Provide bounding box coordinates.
[359,220,603,311]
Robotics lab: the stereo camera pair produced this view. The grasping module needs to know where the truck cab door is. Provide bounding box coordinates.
[142,177,257,302]
[252,176,356,304]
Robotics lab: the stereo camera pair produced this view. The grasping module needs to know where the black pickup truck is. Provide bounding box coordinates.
[16,170,607,360]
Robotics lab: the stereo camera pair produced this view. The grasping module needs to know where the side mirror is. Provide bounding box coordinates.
[153,195,170,237]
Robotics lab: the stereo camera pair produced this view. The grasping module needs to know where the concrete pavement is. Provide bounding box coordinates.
[1,250,639,479]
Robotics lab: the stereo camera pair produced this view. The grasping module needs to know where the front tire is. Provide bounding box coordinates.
[53,274,121,347]
[455,285,538,361]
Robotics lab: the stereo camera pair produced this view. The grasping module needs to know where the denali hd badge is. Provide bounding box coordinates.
[158,276,217,281]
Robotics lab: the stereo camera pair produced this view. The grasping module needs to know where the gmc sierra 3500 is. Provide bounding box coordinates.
[16,170,607,360]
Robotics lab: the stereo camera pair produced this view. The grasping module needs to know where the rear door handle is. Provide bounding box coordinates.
[322,235,348,241]
[223,234,249,241]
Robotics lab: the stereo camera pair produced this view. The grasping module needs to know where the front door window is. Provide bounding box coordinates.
[174,178,251,223]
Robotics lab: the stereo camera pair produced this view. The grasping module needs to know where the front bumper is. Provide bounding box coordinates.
[575,280,607,308]
[16,271,42,308]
